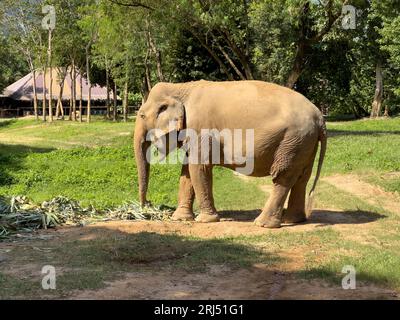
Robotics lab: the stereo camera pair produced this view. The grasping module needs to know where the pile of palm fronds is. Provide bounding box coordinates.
[0,196,174,239]
[0,196,47,238]
[107,201,174,221]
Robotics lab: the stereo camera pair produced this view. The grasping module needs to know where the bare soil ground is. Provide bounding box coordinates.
[1,174,399,300]
[70,265,396,300]
[323,174,400,215]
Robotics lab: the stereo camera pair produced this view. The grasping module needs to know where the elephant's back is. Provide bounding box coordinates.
[190,80,322,132]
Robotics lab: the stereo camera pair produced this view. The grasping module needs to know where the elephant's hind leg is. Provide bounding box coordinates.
[254,174,297,228]
[282,163,313,224]
[172,165,196,221]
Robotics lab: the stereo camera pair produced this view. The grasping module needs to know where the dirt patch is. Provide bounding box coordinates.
[323,174,400,215]
[69,264,398,300]
[381,171,400,179]
[0,134,43,145]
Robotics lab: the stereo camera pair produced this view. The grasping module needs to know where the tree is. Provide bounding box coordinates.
[0,36,29,93]
[52,0,86,121]
[373,0,400,116]
[250,0,351,88]
[78,0,99,123]
[1,0,45,120]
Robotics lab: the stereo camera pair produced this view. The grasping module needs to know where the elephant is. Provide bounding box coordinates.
[134,80,327,228]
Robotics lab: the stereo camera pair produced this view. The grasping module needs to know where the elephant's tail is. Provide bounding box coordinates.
[306,119,327,217]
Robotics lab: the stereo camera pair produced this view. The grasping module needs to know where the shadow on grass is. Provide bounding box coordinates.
[0,143,55,187]
[328,130,400,137]
[219,209,385,225]
[0,120,17,128]
[325,115,358,122]
[60,230,282,270]
[0,228,283,298]
[308,209,386,226]
[219,209,260,221]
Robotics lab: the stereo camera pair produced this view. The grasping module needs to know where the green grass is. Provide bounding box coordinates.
[299,237,400,290]
[0,117,135,149]
[325,117,400,187]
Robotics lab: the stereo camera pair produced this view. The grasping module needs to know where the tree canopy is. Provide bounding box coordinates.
[1,0,399,118]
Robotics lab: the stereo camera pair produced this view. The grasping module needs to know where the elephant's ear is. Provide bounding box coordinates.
[156,98,186,136]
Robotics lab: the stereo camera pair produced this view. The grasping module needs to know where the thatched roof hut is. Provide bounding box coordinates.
[1,68,111,101]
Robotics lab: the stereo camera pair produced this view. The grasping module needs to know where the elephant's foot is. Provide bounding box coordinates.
[171,207,195,221]
[281,209,307,224]
[254,212,281,228]
[195,212,220,223]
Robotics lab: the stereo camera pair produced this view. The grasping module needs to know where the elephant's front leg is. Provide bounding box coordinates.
[189,164,220,223]
[172,165,196,221]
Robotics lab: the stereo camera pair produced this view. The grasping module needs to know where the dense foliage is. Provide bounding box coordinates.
[0,0,399,117]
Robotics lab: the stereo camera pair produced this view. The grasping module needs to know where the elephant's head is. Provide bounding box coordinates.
[134,83,186,206]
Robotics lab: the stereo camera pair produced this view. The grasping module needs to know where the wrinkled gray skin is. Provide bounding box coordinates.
[134,80,327,228]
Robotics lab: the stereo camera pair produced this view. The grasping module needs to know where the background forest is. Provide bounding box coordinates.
[1,0,400,119]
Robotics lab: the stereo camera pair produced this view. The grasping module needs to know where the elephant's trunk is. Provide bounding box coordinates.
[134,119,150,207]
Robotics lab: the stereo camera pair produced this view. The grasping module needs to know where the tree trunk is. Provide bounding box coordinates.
[146,18,164,82]
[86,45,92,123]
[384,104,389,117]
[285,0,347,89]
[27,54,39,120]
[69,67,73,121]
[123,79,129,122]
[105,58,110,119]
[32,68,38,120]
[286,42,307,89]
[141,75,150,103]
[48,29,53,122]
[144,49,152,91]
[79,72,83,123]
[211,33,246,80]
[370,61,383,118]
[56,68,66,119]
[220,30,253,79]
[113,83,118,121]
[189,29,234,81]
[42,67,47,121]
[243,0,250,58]
[141,49,152,102]
[72,60,77,121]
[56,85,64,119]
